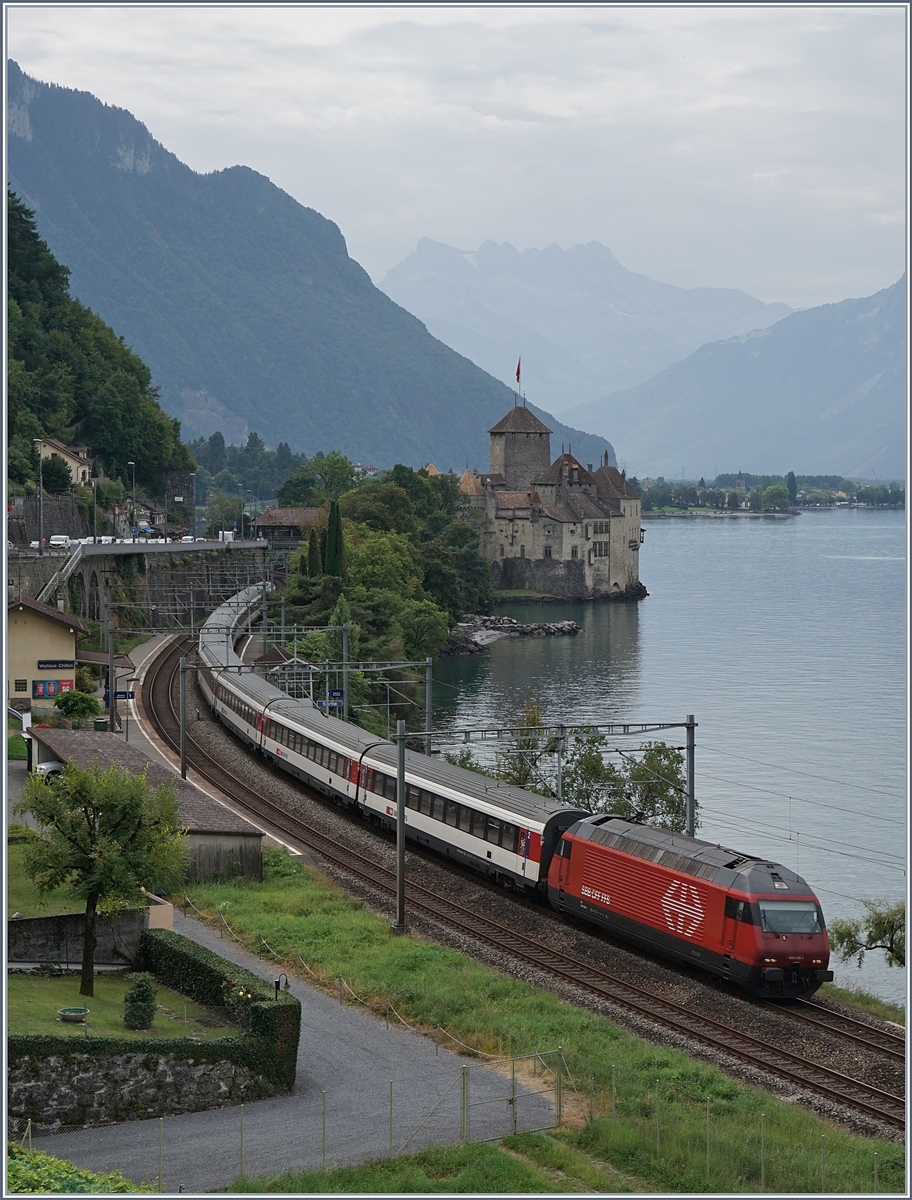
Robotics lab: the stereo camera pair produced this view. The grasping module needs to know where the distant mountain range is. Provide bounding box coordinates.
[6,60,613,472]
[380,238,792,414]
[560,278,907,480]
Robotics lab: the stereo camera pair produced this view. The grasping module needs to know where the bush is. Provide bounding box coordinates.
[7,1143,155,1193]
[123,973,157,1030]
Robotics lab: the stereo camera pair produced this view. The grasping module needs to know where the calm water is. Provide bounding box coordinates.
[434,509,907,1005]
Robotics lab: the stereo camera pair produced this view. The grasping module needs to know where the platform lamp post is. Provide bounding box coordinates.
[127,461,136,543]
[32,439,44,555]
[105,582,116,733]
[392,719,407,935]
[189,472,196,539]
[92,479,98,544]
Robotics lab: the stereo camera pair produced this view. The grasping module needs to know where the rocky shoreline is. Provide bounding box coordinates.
[441,614,582,656]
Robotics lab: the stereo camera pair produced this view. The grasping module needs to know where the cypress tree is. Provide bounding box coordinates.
[307,527,321,578]
[324,500,345,577]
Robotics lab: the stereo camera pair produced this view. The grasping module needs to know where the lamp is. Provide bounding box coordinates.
[274,973,290,1001]
[32,439,44,556]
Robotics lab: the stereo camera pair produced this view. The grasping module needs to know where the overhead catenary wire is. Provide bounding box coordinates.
[699,742,905,801]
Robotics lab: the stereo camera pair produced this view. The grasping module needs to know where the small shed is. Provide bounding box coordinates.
[252,507,322,549]
[26,729,264,883]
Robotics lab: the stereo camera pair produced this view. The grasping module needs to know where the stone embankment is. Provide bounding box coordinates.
[442,615,581,655]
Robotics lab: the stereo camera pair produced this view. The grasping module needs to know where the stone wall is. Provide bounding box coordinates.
[8,1050,280,1128]
[8,910,148,967]
[491,555,646,601]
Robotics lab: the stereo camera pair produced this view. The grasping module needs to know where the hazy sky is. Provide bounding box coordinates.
[5,4,908,308]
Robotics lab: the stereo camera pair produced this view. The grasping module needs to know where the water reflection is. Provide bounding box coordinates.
[432,510,906,1005]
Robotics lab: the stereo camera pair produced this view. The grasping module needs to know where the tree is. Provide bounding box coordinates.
[16,763,187,996]
[786,471,797,505]
[307,527,322,578]
[496,700,550,793]
[40,454,73,494]
[828,900,905,969]
[761,484,790,512]
[53,691,102,720]
[561,730,626,811]
[324,500,346,577]
[623,742,693,830]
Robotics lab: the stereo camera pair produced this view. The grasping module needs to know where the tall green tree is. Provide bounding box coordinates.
[307,527,322,578]
[324,499,345,577]
[16,763,187,996]
[786,471,798,504]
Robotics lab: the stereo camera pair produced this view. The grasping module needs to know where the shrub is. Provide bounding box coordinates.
[123,973,157,1030]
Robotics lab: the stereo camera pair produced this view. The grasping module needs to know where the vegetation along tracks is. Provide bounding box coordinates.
[145,636,905,1133]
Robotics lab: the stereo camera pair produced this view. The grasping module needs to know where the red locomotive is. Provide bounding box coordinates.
[548,814,834,998]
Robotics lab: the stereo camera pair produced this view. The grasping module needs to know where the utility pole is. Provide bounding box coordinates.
[128,461,136,543]
[106,591,116,732]
[392,719,407,934]
[179,657,187,779]
[92,479,98,544]
[33,440,44,555]
[342,624,350,722]
[425,657,433,755]
[685,714,696,836]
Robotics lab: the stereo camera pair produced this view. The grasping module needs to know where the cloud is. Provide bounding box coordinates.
[7,4,906,307]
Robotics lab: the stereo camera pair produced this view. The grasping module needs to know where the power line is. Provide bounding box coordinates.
[695,768,905,827]
[700,742,905,801]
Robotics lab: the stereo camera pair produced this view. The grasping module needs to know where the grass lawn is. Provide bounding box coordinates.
[7,731,28,759]
[7,973,237,1041]
[819,981,905,1025]
[7,841,84,917]
[184,847,905,1194]
[222,1136,630,1193]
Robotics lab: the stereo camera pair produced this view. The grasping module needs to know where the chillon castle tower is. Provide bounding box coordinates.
[458,404,645,601]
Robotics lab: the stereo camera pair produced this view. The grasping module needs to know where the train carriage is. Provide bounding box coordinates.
[197,587,833,998]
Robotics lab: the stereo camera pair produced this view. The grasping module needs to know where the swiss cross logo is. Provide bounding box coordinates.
[661,880,705,937]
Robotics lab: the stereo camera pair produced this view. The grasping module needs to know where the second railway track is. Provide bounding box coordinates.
[145,634,906,1135]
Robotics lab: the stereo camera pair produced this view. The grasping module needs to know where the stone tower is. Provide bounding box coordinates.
[488,405,552,491]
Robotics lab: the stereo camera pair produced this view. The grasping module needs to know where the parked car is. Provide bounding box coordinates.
[33,760,66,778]
[48,535,72,549]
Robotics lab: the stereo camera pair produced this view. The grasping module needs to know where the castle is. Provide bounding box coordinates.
[459,405,645,601]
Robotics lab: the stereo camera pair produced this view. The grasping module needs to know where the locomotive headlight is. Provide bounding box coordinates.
[811,958,823,964]
[763,957,778,964]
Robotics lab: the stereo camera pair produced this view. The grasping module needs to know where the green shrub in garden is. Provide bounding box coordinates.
[6,1142,155,1192]
[123,973,157,1030]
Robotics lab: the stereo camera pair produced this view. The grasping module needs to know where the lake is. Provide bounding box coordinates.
[433,508,907,1006]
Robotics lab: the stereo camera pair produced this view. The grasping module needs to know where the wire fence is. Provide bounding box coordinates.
[10,1051,563,1193]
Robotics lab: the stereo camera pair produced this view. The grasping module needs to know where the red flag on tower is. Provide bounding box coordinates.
[515,357,521,385]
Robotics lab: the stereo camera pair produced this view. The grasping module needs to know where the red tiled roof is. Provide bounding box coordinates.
[495,491,533,509]
[253,507,322,529]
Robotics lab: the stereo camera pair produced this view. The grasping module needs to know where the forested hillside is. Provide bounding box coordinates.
[7,190,191,493]
[7,60,614,471]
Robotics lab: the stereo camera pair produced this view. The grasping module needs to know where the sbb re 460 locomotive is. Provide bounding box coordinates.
[548,815,834,999]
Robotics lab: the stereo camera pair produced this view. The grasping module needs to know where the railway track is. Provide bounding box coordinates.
[145,635,905,1133]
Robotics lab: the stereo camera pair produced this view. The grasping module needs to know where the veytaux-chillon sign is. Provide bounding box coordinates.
[37,660,75,670]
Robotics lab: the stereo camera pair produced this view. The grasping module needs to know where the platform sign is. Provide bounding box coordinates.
[316,699,343,708]
[329,689,344,698]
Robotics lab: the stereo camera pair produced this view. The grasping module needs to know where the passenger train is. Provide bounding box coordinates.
[197,587,833,999]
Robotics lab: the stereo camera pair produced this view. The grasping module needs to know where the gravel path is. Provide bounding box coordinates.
[27,908,555,1192]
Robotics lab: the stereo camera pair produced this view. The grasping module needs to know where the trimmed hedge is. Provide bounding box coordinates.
[134,929,300,1089]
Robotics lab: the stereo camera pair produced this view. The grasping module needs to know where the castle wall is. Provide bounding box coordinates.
[491,431,551,491]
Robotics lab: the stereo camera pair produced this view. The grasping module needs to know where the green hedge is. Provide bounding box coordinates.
[135,928,301,1089]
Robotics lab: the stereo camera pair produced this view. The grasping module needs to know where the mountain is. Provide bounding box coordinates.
[380,238,792,414]
[560,279,907,480]
[6,61,613,472]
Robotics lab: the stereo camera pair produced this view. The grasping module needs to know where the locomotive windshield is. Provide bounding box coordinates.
[758,899,822,935]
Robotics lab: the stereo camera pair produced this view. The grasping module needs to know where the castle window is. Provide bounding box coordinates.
[520,545,525,558]
[544,545,552,558]
[500,545,505,557]
[571,546,578,559]
[592,541,609,558]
